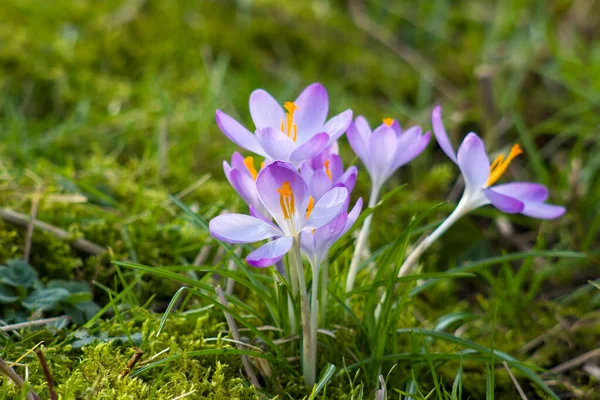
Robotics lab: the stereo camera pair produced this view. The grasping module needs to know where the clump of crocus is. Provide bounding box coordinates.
[208,82,565,389]
[215,83,353,167]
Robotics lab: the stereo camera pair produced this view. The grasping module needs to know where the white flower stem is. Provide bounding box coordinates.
[290,237,315,386]
[309,260,319,380]
[374,196,474,320]
[320,259,329,324]
[345,184,381,293]
[397,196,472,278]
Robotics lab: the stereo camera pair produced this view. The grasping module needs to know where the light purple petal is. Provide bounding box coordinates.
[324,109,353,143]
[247,236,293,268]
[290,132,329,165]
[249,89,285,129]
[300,162,314,184]
[354,116,372,143]
[294,83,328,134]
[328,154,344,182]
[339,166,357,193]
[457,133,490,190]
[215,110,266,156]
[230,169,261,210]
[230,152,246,172]
[397,126,422,145]
[521,203,566,219]
[392,131,431,171]
[223,160,232,181]
[256,161,309,228]
[209,214,282,244]
[304,187,348,230]
[432,106,458,164]
[368,125,398,185]
[314,212,348,247]
[489,182,549,202]
[249,205,272,224]
[342,197,364,236]
[308,169,333,201]
[483,189,525,214]
[384,119,402,136]
[256,127,295,162]
[347,122,369,165]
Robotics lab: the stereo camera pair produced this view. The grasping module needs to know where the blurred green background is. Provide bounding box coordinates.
[0,0,598,398]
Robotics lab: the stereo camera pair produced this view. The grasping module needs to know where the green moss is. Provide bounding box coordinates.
[0,0,598,397]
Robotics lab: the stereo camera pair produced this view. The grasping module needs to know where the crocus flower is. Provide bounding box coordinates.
[432,106,565,219]
[347,116,431,189]
[300,147,357,201]
[301,197,363,268]
[209,162,349,267]
[215,83,353,167]
[223,152,269,218]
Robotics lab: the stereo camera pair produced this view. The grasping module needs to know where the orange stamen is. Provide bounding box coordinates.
[280,102,299,142]
[485,144,523,187]
[277,181,295,219]
[306,196,315,219]
[324,160,332,180]
[243,156,258,181]
[383,118,394,127]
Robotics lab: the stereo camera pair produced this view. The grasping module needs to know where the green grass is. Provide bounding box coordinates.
[0,0,599,398]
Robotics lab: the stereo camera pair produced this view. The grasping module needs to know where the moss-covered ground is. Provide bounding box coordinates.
[0,0,599,398]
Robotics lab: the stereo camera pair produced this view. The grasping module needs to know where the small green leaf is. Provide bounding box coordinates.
[22,288,70,311]
[65,292,93,304]
[0,284,18,303]
[64,301,101,324]
[47,280,91,294]
[0,260,38,288]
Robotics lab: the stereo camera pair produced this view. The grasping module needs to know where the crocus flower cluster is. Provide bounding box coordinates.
[207,82,564,386]
[211,84,363,268]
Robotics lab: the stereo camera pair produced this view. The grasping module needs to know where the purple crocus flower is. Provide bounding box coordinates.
[347,116,431,189]
[300,147,357,201]
[432,106,565,219]
[209,162,349,267]
[215,83,353,167]
[223,152,269,218]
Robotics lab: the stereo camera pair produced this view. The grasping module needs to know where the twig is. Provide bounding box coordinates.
[583,363,600,380]
[193,245,212,266]
[502,361,528,400]
[225,247,242,295]
[0,316,70,332]
[24,190,41,263]
[119,347,144,378]
[0,208,106,256]
[215,286,261,388]
[170,390,196,400]
[34,348,57,400]
[519,323,565,354]
[159,118,169,179]
[550,348,600,374]
[0,356,40,400]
